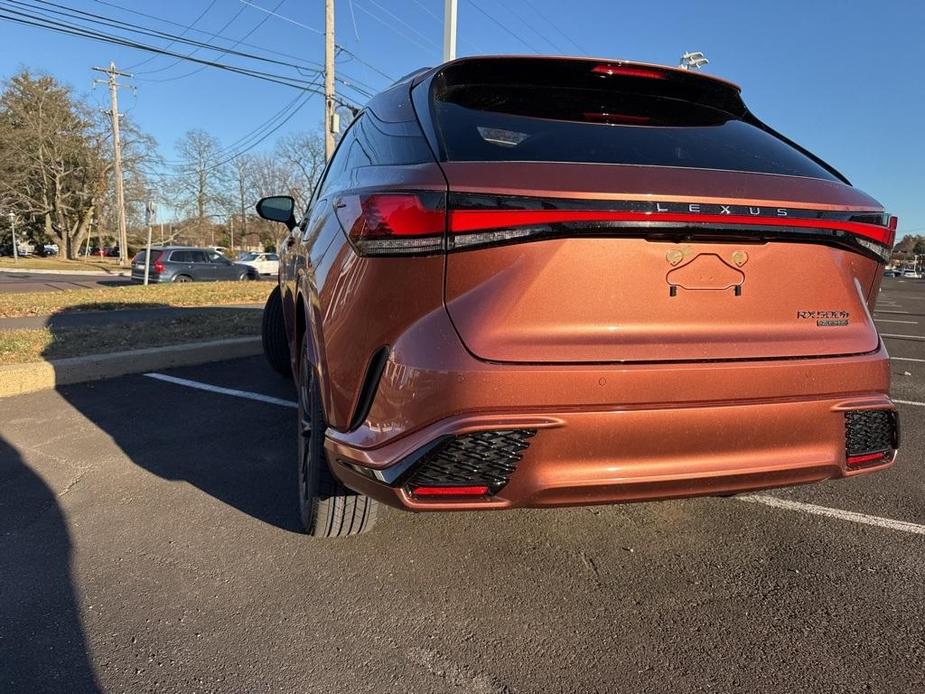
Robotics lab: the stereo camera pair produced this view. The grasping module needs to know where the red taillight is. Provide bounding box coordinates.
[592,64,667,80]
[335,192,445,255]
[411,485,490,498]
[150,251,165,274]
[846,451,891,468]
[448,208,895,248]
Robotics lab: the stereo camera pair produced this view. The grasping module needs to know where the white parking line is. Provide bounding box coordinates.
[144,372,925,536]
[875,318,918,324]
[876,310,912,315]
[739,496,925,535]
[881,333,925,341]
[144,373,298,409]
[891,356,925,363]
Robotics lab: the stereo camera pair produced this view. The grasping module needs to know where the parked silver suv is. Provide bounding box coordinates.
[131,246,256,283]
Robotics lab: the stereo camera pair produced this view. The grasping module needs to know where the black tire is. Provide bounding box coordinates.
[174,274,192,283]
[262,285,292,378]
[297,338,379,537]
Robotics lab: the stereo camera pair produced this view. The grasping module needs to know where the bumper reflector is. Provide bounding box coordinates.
[412,485,490,498]
[846,451,891,467]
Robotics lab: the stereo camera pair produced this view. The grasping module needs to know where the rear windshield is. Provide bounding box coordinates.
[430,61,839,181]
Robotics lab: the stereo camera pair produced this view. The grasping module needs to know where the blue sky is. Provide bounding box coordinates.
[1,0,923,234]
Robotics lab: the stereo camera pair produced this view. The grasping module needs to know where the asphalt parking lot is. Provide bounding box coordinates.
[1,278,924,693]
[0,270,131,294]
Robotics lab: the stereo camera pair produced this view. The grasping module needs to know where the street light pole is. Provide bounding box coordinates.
[7,213,17,263]
[443,0,457,62]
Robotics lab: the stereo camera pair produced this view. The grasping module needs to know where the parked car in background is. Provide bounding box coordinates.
[901,270,921,278]
[131,246,257,282]
[883,269,900,277]
[236,251,280,276]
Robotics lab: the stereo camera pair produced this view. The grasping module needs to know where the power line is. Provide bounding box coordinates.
[125,0,217,70]
[238,0,395,81]
[139,0,287,83]
[409,0,441,23]
[13,0,328,78]
[0,3,360,107]
[493,0,566,54]
[88,0,382,93]
[516,0,586,54]
[356,0,441,52]
[135,3,250,76]
[464,0,544,53]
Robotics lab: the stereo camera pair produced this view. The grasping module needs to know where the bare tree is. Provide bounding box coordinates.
[273,131,326,213]
[169,129,230,245]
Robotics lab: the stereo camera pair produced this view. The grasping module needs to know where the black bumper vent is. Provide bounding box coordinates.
[845,409,898,456]
[406,429,537,491]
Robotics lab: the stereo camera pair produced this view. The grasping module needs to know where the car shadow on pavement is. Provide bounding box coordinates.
[42,305,302,534]
[0,437,101,693]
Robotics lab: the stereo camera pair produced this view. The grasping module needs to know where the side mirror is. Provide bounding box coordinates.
[256,195,297,229]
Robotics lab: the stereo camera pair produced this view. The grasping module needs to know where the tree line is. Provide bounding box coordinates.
[0,69,326,258]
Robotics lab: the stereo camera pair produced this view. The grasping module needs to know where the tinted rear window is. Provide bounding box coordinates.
[169,250,191,263]
[430,60,838,181]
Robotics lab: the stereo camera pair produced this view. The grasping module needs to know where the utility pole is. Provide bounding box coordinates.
[92,62,132,266]
[143,199,155,286]
[324,0,336,160]
[443,0,457,62]
[229,216,235,256]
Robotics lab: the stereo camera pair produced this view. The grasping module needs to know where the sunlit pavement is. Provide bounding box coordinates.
[0,271,132,294]
[1,278,923,693]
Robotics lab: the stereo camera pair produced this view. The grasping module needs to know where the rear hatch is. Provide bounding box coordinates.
[422,57,893,363]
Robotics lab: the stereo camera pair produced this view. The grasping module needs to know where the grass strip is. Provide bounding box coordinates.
[0,310,261,364]
[0,281,272,318]
[0,257,122,272]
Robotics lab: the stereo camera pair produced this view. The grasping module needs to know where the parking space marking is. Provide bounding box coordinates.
[141,372,925,537]
[144,373,298,409]
[875,318,918,324]
[881,333,925,341]
[876,310,912,315]
[891,356,925,363]
[739,495,925,535]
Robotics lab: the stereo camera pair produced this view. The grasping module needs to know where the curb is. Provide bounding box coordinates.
[0,267,130,277]
[0,336,262,398]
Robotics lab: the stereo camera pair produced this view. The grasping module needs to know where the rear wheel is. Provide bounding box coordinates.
[174,274,192,283]
[297,339,379,537]
[262,285,291,378]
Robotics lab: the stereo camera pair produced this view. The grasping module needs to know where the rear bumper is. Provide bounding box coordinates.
[324,311,895,511]
[329,394,896,511]
[130,272,168,283]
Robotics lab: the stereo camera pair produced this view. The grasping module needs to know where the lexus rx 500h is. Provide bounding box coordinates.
[257,56,899,537]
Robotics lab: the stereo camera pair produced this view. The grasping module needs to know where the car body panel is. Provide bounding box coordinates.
[270,56,896,512]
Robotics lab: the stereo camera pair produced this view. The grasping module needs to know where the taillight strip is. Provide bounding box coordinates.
[449,209,893,246]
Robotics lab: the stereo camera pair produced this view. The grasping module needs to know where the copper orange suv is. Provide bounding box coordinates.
[257,56,898,537]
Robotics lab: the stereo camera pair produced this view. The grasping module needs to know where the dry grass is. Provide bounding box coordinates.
[0,281,272,318]
[0,256,122,272]
[0,310,261,364]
